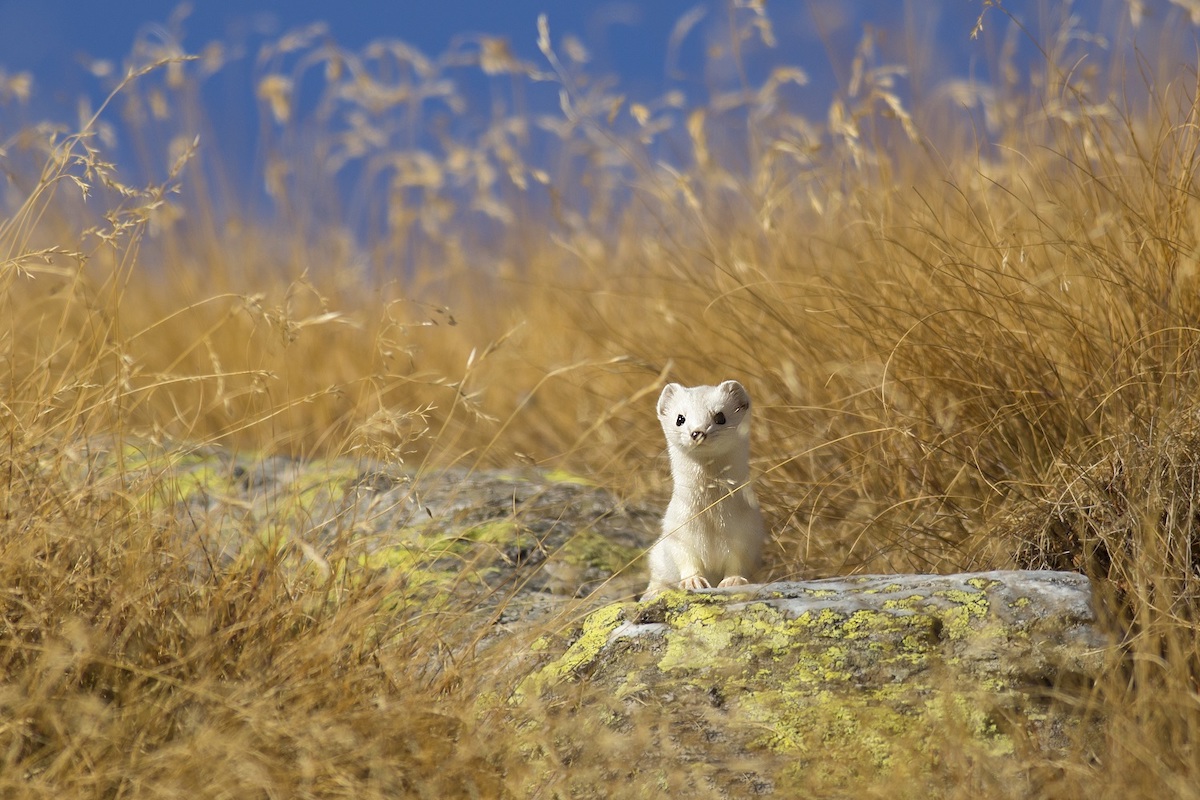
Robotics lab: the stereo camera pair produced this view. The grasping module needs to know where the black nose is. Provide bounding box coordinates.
[690,430,706,442]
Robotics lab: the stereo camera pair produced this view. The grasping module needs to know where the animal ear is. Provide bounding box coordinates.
[719,380,750,411]
[657,383,681,417]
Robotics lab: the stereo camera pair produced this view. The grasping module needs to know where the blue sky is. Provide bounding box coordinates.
[0,1,1045,107]
[0,1,1179,235]
[0,3,1022,156]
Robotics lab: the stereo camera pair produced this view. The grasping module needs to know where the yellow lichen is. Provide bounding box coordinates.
[514,602,630,701]
[560,528,643,573]
[513,575,1074,785]
[657,601,734,672]
[541,467,597,486]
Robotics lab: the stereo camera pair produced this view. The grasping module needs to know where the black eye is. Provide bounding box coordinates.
[714,412,726,425]
[676,414,685,426]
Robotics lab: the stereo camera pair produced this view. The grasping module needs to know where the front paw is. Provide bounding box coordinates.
[680,575,712,590]
[717,575,749,588]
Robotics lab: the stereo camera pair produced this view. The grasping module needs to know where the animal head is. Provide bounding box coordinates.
[656,380,752,460]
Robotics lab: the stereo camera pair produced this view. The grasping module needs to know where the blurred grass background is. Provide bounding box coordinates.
[4,1,1200,795]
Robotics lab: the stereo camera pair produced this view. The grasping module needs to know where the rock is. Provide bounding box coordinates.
[54,438,656,625]
[49,440,1115,793]
[511,571,1108,796]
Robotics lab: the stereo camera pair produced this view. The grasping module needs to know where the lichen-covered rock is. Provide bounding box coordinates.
[49,438,656,627]
[513,571,1107,795]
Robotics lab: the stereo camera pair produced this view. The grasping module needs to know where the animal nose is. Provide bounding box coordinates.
[690,429,706,442]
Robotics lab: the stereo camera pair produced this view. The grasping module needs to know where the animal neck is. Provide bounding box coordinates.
[669,441,750,493]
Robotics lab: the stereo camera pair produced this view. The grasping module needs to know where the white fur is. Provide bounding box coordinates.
[644,380,765,598]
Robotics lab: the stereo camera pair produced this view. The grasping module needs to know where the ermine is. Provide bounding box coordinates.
[644,380,765,599]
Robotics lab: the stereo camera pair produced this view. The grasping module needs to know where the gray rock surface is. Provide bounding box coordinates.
[513,570,1108,796]
[612,571,1106,682]
[55,439,657,621]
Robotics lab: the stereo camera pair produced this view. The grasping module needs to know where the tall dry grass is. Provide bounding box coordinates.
[4,1,1200,795]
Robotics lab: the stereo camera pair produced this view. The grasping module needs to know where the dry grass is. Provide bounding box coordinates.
[4,1,1200,795]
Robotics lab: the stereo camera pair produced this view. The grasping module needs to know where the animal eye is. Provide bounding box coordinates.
[676,414,685,426]
[714,412,726,425]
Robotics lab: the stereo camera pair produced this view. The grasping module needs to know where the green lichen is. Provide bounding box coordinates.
[555,602,629,675]
[657,601,734,672]
[967,577,999,590]
[462,520,519,543]
[559,528,644,574]
[360,540,449,572]
[882,593,926,611]
[935,587,991,640]
[648,587,709,613]
[655,594,1018,783]
[120,443,212,474]
[287,460,360,512]
[355,519,507,595]
[514,602,629,701]
[516,580,1042,785]
[541,467,597,486]
[150,464,232,507]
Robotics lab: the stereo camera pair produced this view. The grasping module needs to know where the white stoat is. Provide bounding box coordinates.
[644,380,764,598]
